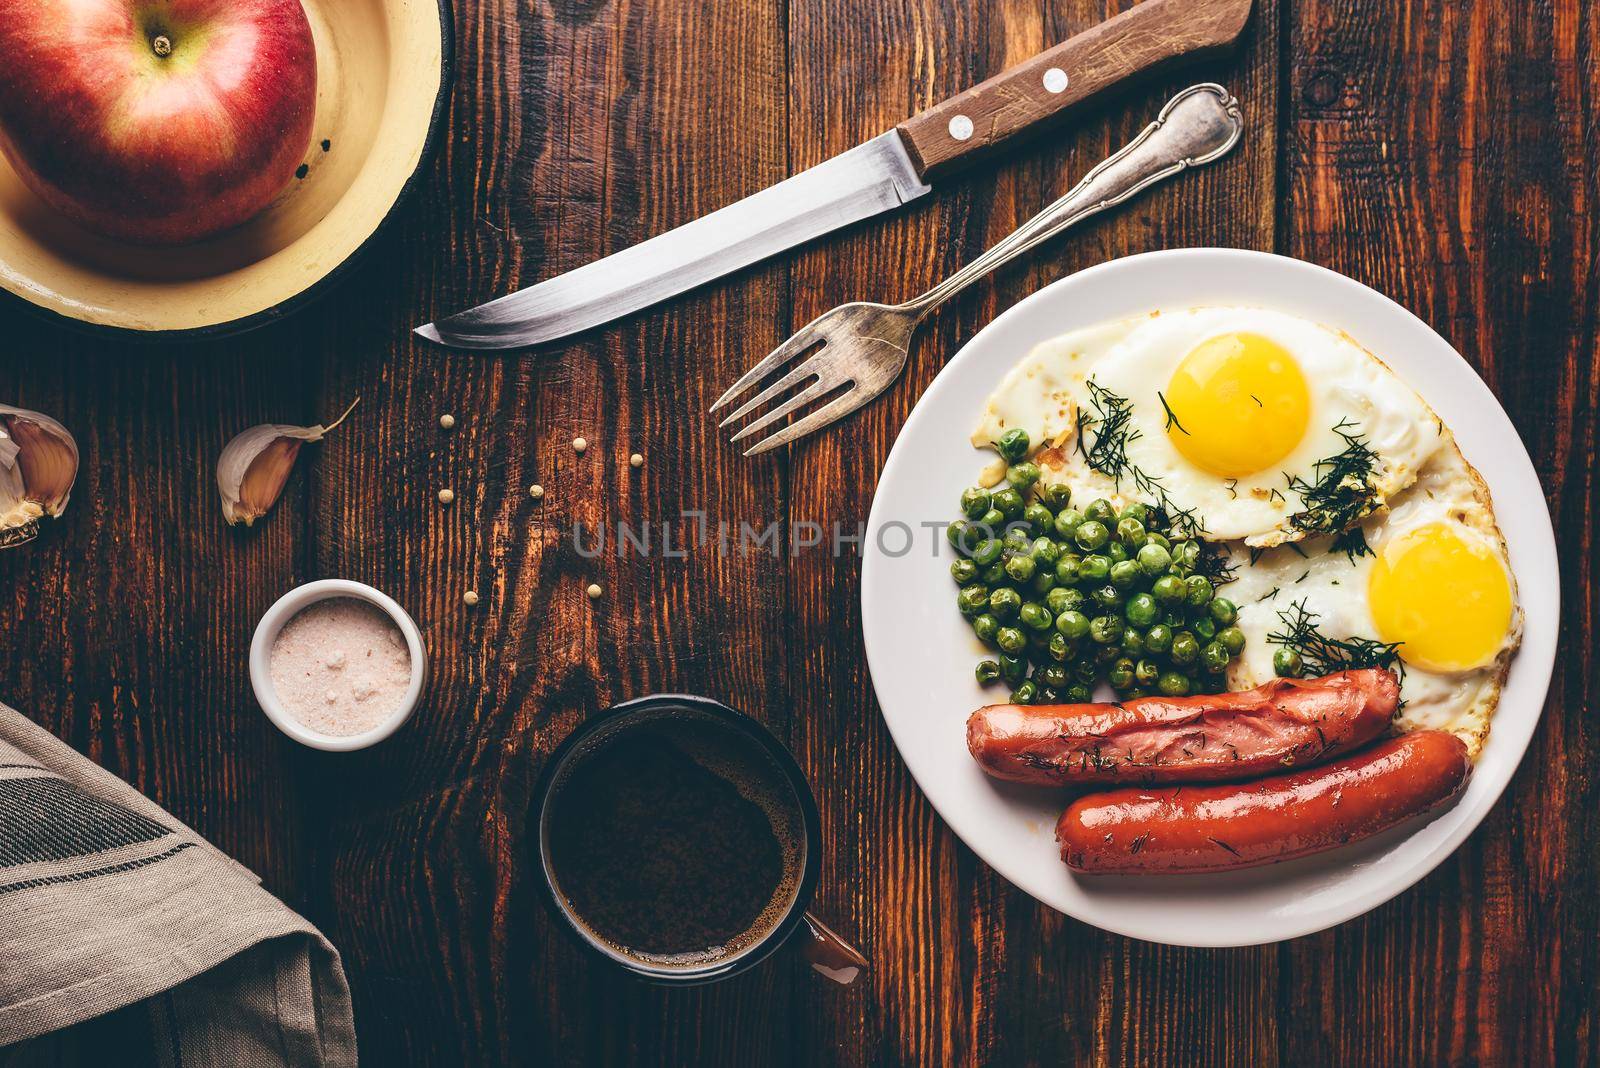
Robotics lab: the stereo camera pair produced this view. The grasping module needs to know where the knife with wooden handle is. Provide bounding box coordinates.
[418,0,1253,350]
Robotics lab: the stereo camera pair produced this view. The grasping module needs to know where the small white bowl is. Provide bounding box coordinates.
[249,579,427,751]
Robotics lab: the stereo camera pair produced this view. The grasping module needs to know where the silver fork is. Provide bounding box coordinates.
[712,83,1245,456]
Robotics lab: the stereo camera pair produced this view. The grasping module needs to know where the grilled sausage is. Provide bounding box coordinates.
[1055,730,1471,874]
[967,669,1399,786]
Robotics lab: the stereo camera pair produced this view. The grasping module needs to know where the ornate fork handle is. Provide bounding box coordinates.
[904,84,1244,317]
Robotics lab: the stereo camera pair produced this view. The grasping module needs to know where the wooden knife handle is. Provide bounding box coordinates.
[895,0,1253,180]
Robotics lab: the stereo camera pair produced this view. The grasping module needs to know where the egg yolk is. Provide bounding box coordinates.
[1164,333,1311,477]
[1368,522,1512,672]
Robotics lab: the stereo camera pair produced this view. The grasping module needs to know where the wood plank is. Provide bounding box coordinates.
[301,0,794,1061]
[1280,0,1598,1064]
[781,0,1281,1064]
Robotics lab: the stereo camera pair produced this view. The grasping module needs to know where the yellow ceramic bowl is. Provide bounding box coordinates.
[0,0,452,339]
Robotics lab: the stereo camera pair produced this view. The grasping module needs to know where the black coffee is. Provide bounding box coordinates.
[543,712,805,966]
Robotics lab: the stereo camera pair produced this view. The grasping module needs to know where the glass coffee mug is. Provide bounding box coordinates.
[532,694,867,986]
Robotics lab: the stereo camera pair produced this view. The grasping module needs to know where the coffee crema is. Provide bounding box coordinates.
[543,711,806,967]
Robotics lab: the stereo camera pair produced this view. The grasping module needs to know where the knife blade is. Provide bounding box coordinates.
[418,0,1253,350]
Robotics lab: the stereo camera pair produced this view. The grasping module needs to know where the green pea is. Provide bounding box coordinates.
[1145,531,1172,552]
[1108,659,1135,690]
[1045,586,1078,615]
[1055,610,1091,639]
[1004,553,1036,583]
[1157,671,1191,697]
[972,539,1003,567]
[1191,617,1217,642]
[1115,518,1147,548]
[1007,462,1041,492]
[1120,628,1145,657]
[1037,664,1068,690]
[1273,647,1304,677]
[1019,603,1053,632]
[951,558,978,584]
[1074,520,1109,551]
[1137,543,1173,576]
[1210,597,1238,626]
[1135,658,1161,686]
[992,487,1024,519]
[1037,483,1072,511]
[1035,686,1062,704]
[1078,555,1110,584]
[1125,592,1158,627]
[1054,554,1082,585]
[1091,584,1123,611]
[978,508,1005,533]
[1095,642,1123,665]
[1053,508,1085,541]
[1218,626,1246,655]
[996,626,1027,654]
[999,653,1028,684]
[1170,632,1200,665]
[1047,632,1074,663]
[1176,540,1201,567]
[973,614,999,643]
[1117,502,1151,525]
[957,584,989,618]
[1064,682,1093,703]
[1145,623,1173,654]
[1202,641,1231,674]
[989,587,1021,620]
[1003,525,1032,550]
[1010,680,1038,705]
[995,428,1030,462]
[1090,615,1125,644]
[981,563,1007,585]
[975,660,1001,686]
[947,520,969,553]
[1029,571,1057,597]
[1109,560,1142,590]
[1072,659,1100,684]
[1031,536,1061,566]
[960,487,991,519]
[1021,503,1051,535]
[1106,541,1129,564]
[1084,498,1116,524]
[1185,575,1214,607]
[1153,574,1186,604]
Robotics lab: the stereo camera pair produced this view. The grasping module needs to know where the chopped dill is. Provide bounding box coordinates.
[1223,477,1239,499]
[1287,420,1380,535]
[1249,394,1263,407]
[1258,586,1280,603]
[1076,379,1208,539]
[1294,569,1310,584]
[1332,527,1373,564]
[1158,391,1189,435]
[1267,599,1404,678]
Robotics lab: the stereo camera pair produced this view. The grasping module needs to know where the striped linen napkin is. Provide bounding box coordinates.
[0,702,356,1066]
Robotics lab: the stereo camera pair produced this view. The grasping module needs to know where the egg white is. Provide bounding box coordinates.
[1222,440,1522,756]
[974,308,1447,546]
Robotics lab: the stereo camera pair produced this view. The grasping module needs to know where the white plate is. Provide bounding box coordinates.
[861,248,1559,947]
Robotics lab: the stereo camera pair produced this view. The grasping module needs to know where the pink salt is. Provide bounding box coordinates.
[269,598,413,737]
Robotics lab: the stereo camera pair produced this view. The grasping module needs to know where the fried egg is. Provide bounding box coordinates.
[1222,441,1522,755]
[973,308,1446,545]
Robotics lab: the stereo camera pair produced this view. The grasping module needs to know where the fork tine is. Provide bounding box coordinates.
[717,356,824,427]
[709,326,821,413]
[728,377,832,442]
[742,387,872,457]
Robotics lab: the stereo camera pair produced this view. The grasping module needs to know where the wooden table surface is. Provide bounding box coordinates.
[2,0,1595,1064]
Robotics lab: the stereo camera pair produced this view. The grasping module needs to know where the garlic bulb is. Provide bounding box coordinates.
[217,399,358,526]
[0,405,79,549]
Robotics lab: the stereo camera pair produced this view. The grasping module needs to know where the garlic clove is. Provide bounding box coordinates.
[217,398,358,526]
[0,405,79,549]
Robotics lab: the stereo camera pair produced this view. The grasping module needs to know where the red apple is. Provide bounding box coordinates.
[0,0,316,244]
